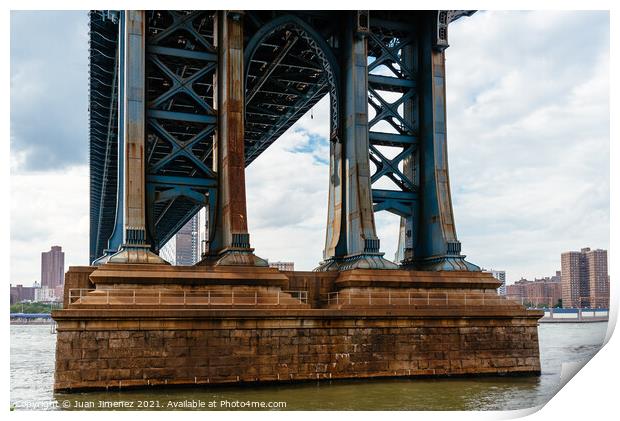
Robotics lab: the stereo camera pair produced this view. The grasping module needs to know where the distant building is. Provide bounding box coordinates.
[175,214,201,265]
[159,214,201,265]
[35,287,59,303]
[269,261,295,271]
[506,275,562,307]
[10,283,39,305]
[561,248,609,308]
[485,270,506,295]
[41,246,64,301]
[159,238,176,264]
[586,249,609,308]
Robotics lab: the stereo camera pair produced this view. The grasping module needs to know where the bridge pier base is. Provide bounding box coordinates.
[53,264,542,392]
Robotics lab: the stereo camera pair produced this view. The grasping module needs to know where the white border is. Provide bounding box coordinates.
[4,1,617,420]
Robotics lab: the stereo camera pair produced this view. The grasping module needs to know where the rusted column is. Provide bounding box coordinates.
[106,10,166,265]
[211,11,266,266]
[317,12,396,271]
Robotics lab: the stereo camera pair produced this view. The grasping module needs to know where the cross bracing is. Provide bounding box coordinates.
[88,10,475,268]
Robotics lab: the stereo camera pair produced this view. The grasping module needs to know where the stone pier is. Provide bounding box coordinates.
[53,266,542,391]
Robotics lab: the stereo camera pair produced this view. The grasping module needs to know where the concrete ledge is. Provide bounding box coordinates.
[89,264,289,287]
[335,269,502,290]
[52,307,543,321]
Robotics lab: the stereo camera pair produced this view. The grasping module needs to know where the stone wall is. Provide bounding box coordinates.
[54,310,540,391]
[285,271,338,308]
[62,266,96,308]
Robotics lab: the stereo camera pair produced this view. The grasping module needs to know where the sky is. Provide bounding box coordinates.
[9,10,610,285]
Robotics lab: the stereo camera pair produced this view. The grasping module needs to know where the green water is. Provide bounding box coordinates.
[10,322,608,410]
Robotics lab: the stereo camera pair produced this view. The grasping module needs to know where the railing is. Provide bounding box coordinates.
[540,307,609,321]
[323,291,510,307]
[69,289,308,307]
[505,295,609,309]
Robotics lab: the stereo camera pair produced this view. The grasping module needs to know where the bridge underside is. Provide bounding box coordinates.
[89,10,477,272]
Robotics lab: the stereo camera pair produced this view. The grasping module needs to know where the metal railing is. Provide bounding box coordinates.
[505,295,609,309]
[323,291,511,307]
[540,307,609,321]
[69,288,308,307]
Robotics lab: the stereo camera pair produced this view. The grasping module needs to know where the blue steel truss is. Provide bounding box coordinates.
[243,12,341,164]
[367,18,419,232]
[144,11,218,252]
[89,11,120,263]
[89,10,474,265]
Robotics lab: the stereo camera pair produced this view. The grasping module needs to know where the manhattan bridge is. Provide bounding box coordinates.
[88,10,478,272]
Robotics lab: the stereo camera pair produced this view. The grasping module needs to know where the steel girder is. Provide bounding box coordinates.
[89,11,120,263]
[366,17,420,262]
[144,11,218,253]
[243,12,341,165]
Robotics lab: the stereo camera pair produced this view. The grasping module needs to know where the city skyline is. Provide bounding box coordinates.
[10,11,610,283]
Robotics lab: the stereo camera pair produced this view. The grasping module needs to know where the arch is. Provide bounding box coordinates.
[244,14,340,140]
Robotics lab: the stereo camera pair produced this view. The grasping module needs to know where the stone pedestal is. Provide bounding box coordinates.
[53,266,542,392]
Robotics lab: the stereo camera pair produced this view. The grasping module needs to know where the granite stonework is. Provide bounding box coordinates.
[52,265,542,392]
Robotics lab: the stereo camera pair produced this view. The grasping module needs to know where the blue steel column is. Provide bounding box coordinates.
[408,12,478,271]
[105,10,166,264]
[317,12,397,271]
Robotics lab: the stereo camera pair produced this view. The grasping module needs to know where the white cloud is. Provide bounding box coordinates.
[246,100,332,270]
[447,11,609,282]
[10,166,89,284]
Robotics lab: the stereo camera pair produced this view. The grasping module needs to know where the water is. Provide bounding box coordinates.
[10,322,608,411]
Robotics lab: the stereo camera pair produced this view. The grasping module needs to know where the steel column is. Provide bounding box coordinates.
[210,11,267,266]
[407,12,478,271]
[317,12,397,271]
[105,10,166,264]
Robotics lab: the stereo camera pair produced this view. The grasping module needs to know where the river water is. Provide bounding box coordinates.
[10,322,608,411]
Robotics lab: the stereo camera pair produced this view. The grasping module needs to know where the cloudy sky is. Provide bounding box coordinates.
[10,11,609,285]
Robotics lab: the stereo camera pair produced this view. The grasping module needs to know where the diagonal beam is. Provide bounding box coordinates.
[369,144,417,191]
[246,34,299,104]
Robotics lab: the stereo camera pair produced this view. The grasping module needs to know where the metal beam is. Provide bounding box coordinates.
[147,109,217,124]
[146,45,217,61]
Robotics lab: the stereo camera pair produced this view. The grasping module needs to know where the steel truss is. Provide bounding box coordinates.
[88,10,477,270]
[367,19,419,251]
[144,11,218,252]
[243,13,340,165]
[89,11,120,263]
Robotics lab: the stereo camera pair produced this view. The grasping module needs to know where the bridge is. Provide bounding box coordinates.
[88,10,478,271]
[54,10,545,392]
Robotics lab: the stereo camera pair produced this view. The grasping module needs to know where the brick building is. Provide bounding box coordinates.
[268,261,295,271]
[561,248,609,308]
[41,246,64,300]
[10,283,39,305]
[506,275,562,307]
